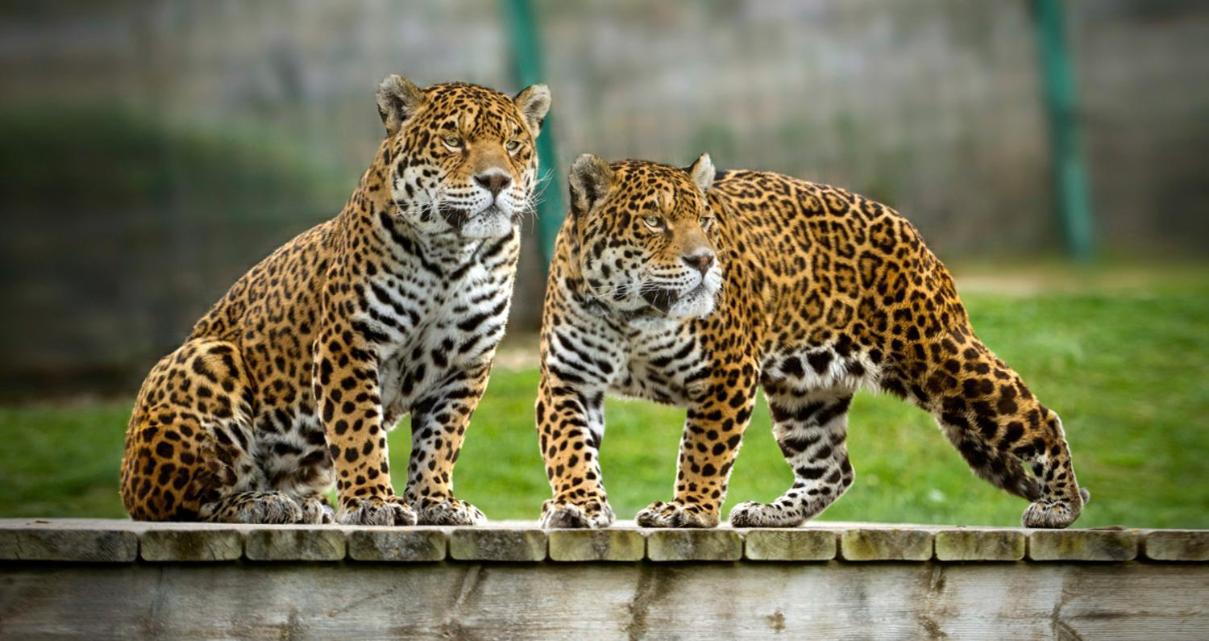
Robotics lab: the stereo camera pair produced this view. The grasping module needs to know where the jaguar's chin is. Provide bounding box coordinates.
[666,285,719,319]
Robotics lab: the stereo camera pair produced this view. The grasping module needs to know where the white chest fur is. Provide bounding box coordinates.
[608,320,709,405]
[374,240,515,426]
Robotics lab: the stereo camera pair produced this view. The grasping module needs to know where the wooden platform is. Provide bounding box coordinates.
[1,519,1206,640]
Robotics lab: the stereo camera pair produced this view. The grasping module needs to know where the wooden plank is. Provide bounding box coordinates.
[548,529,645,562]
[1143,530,1209,561]
[840,527,933,561]
[934,529,1026,561]
[346,528,447,562]
[244,527,346,561]
[742,529,838,561]
[1029,529,1139,561]
[449,528,547,561]
[0,528,137,562]
[646,530,742,561]
[140,529,243,562]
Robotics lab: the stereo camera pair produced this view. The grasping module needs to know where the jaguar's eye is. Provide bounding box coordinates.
[642,215,664,230]
[443,135,463,150]
[505,139,522,153]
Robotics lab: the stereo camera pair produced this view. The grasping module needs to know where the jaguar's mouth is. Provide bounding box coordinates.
[440,204,518,230]
[641,283,708,314]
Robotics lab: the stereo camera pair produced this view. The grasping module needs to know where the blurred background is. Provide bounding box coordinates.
[1,0,1206,527]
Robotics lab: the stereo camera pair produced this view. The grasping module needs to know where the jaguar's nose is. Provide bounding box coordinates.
[474,170,512,197]
[682,251,715,274]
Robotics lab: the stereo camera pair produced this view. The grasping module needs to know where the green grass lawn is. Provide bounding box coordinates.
[2,268,1206,527]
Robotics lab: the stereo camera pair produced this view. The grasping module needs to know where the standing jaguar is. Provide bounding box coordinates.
[120,76,551,525]
[536,154,1088,529]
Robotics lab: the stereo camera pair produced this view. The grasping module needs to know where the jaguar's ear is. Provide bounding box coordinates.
[568,154,613,217]
[376,74,425,137]
[686,153,716,193]
[513,84,552,137]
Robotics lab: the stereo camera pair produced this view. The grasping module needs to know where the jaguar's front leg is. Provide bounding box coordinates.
[636,363,759,528]
[404,363,491,526]
[535,372,613,529]
[317,321,416,526]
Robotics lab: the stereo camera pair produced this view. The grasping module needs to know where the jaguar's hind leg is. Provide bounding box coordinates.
[730,387,855,528]
[120,339,279,522]
[1018,412,1090,528]
[886,334,1087,528]
[199,490,304,524]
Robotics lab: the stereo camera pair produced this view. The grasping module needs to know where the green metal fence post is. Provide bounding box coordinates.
[1033,0,1095,261]
[502,0,564,268]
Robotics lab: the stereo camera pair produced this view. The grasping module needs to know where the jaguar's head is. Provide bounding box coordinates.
[568,155,722,320]
[376,75,551,239]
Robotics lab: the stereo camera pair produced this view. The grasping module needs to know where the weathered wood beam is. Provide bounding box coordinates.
[1,519,1206,640]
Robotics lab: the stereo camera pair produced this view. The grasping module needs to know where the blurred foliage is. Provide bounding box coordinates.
[1,269,1206,528]
[0,102,347,219]
[0,102,352,396]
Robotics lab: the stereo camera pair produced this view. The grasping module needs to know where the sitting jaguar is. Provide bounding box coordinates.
[120,76,551,524]
[535,153,1088,529]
